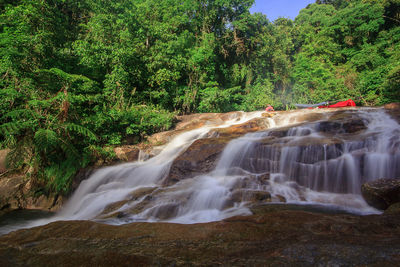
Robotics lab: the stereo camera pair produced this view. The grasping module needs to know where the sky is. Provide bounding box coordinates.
[250,0,316,22]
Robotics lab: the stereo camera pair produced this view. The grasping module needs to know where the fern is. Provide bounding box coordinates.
[34,129,59,153]
[2,109,34,120]
[59,138,79,158]
[0,122,21,135]
[65,123,97,141]
[0,88,19,97]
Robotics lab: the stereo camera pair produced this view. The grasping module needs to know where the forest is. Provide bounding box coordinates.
[0,0,399,194]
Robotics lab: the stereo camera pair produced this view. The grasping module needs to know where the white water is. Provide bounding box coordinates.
[2,107,400,234]
[209,108,399,214]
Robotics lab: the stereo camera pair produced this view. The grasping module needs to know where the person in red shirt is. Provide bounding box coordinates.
[265,104,274,112]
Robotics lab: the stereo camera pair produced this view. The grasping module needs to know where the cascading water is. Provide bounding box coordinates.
[209,108,400,214]
[1,107,399,234]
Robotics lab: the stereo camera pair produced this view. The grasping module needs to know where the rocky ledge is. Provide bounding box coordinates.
[0,206,400,266]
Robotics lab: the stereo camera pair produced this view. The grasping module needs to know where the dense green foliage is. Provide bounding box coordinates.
[1,0,399,194]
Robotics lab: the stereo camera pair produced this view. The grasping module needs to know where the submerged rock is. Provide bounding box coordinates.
[361,178,400,210]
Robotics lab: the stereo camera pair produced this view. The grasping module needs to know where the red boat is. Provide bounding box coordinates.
[319,99,356,108]
[295,99,356,109]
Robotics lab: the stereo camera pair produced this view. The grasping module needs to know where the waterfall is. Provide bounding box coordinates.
[2,108,399,234]
[103,108,398,224]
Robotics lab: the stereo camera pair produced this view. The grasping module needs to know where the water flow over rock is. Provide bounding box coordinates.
[214,108,399,212]
[2,108,399,234]
[97,108,399,224]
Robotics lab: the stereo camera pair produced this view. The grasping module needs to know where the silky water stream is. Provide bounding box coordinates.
[1,107,399,234]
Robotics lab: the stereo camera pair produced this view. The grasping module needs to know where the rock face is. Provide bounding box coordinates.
[1,208,400,266]
[165,137,231,185]
[0,175,25,212]
[0,175,62,215]
[361,178,400,210]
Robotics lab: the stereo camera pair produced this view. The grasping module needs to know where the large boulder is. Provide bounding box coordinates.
[361,178,400,210]
[165,137,231,186]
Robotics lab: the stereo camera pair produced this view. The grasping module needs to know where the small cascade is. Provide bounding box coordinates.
[1,107,399,234]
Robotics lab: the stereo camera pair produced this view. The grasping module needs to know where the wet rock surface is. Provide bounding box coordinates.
[361,178,400,210]
[165,137,231,186]
[0,208,399,266]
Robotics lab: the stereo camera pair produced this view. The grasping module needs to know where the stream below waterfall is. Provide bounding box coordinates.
[1,107,399,235]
